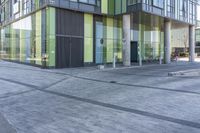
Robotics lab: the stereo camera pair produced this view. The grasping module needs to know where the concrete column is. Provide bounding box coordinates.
[189,25,195,62]
[164,21,171,64]
[122,14,131,66]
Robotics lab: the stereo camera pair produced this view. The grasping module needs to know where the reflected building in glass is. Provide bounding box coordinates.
[0,0,199,68]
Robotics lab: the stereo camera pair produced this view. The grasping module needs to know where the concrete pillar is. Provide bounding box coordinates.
[189,25,195,62]
[164,21,171,64]
[122,14,131,66]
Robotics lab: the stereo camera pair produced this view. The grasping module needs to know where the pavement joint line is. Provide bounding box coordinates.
[0,77,69,99]
[101,70,194,79]
[103,65,200,72]
[1,77,200,129]
[0,77,39,89]
[1,70,200,98]
[0,66,67,76]
[72,75,200,96]
[0,65,102,77]
[0,89,36,99]
[10,85,200,129]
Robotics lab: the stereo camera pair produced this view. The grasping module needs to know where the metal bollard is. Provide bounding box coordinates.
[159,56,162,65]
[138,46,142,66]
[113,53,117,68]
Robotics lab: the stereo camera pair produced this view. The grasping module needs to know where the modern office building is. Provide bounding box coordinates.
[0,0,198,68]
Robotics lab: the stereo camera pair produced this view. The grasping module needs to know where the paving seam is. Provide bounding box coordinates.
[101,70,199,79]
[0,90,36,99]
[72,75,200,96]
[1,72,200,98]
[0,63,200,77]
[0,77,69,99]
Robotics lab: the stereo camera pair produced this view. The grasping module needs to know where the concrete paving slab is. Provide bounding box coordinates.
[0,113,16,133]
[0,61,200,133]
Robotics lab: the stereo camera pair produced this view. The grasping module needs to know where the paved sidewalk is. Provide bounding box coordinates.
[1,61,200,133]
[0,113,16,133]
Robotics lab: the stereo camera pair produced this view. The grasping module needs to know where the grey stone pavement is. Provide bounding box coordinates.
[1,60,200,133]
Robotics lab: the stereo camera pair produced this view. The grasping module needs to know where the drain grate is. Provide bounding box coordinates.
[110,81,117,83]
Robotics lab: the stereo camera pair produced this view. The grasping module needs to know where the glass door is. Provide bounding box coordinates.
[95,21,104,64]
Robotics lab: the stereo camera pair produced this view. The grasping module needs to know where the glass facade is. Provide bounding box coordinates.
[131,12,164,61]
[195,29,200,46]
[171,26,189,55]
[0,0,199,68]
[85,15,122,64]
[0,7,56,67]
[127,0,197,25]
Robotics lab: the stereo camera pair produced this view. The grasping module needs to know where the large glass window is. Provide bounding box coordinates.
[22,0,32,15]
[128,0,142,5]
[71,0,96,5]
[153,0,164,8]
[180,0,188,20]
[167,0,175,17]
[0,8,50,66]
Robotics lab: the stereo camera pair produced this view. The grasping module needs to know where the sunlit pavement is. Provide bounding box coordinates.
[177,57,200,62]
[1,60,200,133]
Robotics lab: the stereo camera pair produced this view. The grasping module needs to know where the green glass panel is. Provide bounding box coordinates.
[115,18,122,62]
[46,7,56,67]
[108,0,114,15]
[11,24,16,60]
[20,29,25,62]
[35,0,40,9]
[115,0,122,14]
[106,18,114,63]
[122,0,127,13]
[84,14,93,63]
[31,14,36,64]
[35,11,42,65]
[101,0,108,14]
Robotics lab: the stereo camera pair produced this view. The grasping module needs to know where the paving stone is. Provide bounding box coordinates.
[1,61,200,133]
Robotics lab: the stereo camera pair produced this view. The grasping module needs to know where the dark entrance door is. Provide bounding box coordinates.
[56,9,84,68]
[56,36,70,68]
[131,41,138,62]
[56,36,83,68]
[70,37,84,67]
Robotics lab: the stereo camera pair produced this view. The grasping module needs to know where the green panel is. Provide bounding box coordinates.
[35,11,42,65]
[115,18,122,61]
[46,7,56,67]
[84,14,93,63]
[5,26,11,59]
[122,0,127,13]
[35,0,40,9]
[31,14,36,64]
[115,0,122,14]
[20,29,25,62]
[101,0,108,14]
[106,18,114,63]
[11,24,16,60]
[108,0,115,15]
